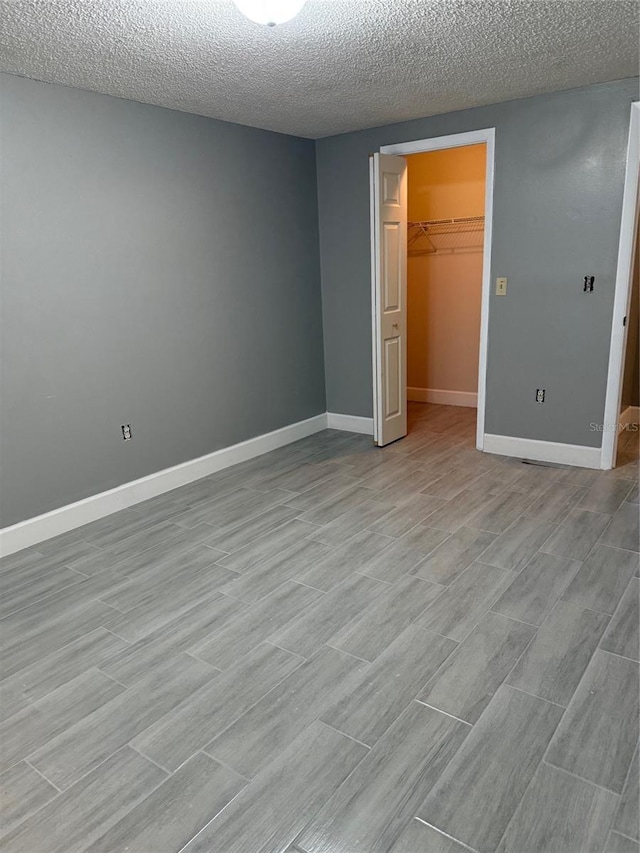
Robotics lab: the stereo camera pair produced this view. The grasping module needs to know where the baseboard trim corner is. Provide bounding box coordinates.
[0,412,328,557]
[326,412,374,435]
[483,433,602,469]
[620,406,640,427]
[408,387,478,407]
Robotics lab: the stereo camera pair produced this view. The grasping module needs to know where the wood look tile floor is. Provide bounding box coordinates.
[1,402,638,853]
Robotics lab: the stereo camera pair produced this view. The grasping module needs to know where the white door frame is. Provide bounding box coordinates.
[601,101,640,470]
[376,128,496,450]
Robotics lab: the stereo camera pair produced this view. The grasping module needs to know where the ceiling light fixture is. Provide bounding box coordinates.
[233,0,306,26]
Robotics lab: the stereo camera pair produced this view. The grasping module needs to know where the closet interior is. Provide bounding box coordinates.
[406,144,487,421]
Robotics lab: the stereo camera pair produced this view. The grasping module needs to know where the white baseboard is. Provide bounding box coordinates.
[0,413,328,557]
[620,406,640,427]
[326,412,374,435]
[408,387,478,407]
[483,433,602,469]
[9,413,605,556]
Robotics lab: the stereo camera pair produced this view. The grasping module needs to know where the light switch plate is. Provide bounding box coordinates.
[496,277,507,296]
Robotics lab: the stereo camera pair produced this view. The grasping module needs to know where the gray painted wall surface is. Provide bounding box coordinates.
[316,78,639,448]
[0,74,325,527]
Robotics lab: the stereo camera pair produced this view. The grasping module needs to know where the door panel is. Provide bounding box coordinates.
[383,170,401,204]
[383,223,401,310]
[371,153,408,446]
[384,337,401,418]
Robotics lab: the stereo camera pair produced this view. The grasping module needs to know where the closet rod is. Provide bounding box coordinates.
[408,215,485,228]
[407,216,484,252]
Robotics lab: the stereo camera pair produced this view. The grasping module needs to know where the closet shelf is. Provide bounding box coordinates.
[408,215,485,254]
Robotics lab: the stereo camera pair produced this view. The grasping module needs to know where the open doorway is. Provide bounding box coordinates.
[602,101,640,470]
[405,144,486,446]
[370,128,495,450]
[617,215,639,468]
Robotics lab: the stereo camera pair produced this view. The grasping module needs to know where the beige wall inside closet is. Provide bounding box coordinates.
[407,145,485,401]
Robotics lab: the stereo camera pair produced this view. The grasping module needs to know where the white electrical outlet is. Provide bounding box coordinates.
[496,277,507,296]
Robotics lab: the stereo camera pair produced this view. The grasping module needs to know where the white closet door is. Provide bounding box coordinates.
[370,152,408,446]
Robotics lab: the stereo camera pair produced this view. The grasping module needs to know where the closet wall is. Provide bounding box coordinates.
[407,144,486,405]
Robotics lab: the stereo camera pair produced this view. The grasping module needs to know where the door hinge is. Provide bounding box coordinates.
[623,316,627,326]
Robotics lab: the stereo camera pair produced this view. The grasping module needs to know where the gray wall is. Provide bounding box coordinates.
[316,78,639,447]
[0,74,325,527]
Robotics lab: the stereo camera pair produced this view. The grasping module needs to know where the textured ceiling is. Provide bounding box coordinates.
[0,0,638,138]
